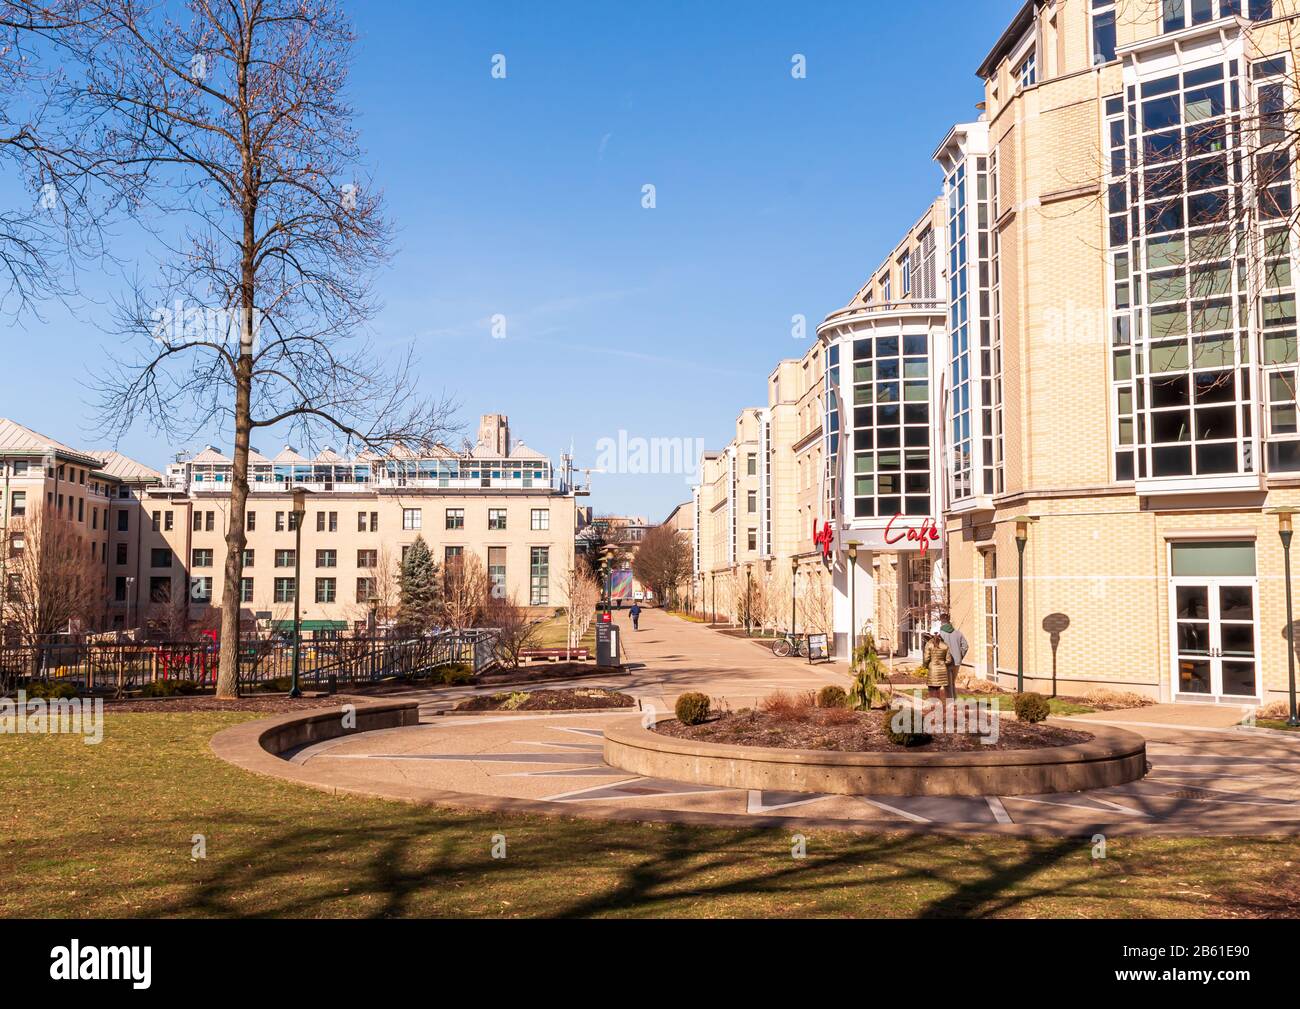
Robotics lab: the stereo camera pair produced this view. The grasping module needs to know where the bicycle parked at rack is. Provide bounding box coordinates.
[770,632,807,658]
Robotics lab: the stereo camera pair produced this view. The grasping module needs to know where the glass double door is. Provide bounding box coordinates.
[903,555,933,655]
[1171,578,1259,699]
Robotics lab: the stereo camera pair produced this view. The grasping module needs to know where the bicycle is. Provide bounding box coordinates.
[771,632,806,658]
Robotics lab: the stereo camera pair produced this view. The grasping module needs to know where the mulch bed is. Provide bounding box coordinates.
[654,706,1092,753]
[102,695,357,714]
[476,662,619,685]
[454,688,636,712]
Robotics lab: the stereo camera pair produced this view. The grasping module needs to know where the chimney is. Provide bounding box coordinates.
[478,414,510,455]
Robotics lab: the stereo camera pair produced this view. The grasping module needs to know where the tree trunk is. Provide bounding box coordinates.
[215,353,253,698]
[214,42,256,701]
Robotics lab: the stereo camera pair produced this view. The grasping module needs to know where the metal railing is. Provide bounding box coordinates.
[0,628,500,696]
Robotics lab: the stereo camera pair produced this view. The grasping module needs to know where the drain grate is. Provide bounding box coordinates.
[1168,788,1216,800]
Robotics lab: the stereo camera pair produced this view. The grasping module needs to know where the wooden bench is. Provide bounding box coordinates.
[519,648,590,663]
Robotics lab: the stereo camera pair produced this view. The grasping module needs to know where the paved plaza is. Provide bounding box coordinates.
[271,610,1300,836]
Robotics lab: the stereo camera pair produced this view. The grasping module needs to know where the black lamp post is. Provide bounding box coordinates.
[1271,507,1300,727]
[1013,515,1034,694]
[847,542,858,666]
[289,488,308,699]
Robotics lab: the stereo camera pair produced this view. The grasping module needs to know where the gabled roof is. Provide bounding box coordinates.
[90,451,163,484]
[248,448,271,466]
[190,445,231,465]
[313,448,347,464]
[508,440,548,461]
[272,446,308,465]
[0,417,101,466]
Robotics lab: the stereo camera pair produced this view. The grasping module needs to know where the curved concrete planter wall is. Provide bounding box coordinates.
[603,721,1147,797]
[211,701,423,787]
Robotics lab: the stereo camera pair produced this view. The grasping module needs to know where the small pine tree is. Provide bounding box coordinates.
[847,628,888,711]
[397,536,442,632]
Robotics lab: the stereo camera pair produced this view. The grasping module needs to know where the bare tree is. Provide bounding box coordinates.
[3,506,99,645]
[442,553,488,632]
[560,562,598,660]
[0,1,109,318]
[797,565,833,638]
[37,1,457,696]
[759,563,791,635]
[631,525,691,609]
[483,591,541,669]
[370,544,399,629]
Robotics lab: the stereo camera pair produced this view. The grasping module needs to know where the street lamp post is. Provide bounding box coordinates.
[1270,507,1300,727]
[1013,516,1034,694]
[289,488,307,699]
[711,572,716,626]
[847,542,858,666]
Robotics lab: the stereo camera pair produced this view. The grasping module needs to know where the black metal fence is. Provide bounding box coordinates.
[0,629,499,696]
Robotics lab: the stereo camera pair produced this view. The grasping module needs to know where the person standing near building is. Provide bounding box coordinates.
[629,602,642,631]
[923,632,951,702]
[937,612,968,702]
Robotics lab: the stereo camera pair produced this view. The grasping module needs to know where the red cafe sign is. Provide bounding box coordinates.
[884,514,941,555]
[813,520,835,560]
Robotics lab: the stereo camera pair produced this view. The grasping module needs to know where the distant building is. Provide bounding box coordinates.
[0,414,579,637]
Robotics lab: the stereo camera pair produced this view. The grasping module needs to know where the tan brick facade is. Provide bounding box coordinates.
[693,0,1300,708]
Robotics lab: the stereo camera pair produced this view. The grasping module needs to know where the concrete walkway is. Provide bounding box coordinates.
[1071,702,1251,730]
[610,608,854,711]
[236,610,1300,836]
[385,608,855,720]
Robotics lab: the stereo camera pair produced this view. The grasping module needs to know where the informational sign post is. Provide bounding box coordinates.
[806,633,831,664]
[597,621,621,668]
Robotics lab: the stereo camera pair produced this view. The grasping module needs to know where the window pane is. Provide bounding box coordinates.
[1170,541,1257,577]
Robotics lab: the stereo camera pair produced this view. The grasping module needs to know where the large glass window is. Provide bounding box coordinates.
[1163,0,1272,32]
[851,333,931,518]
[947,160,973,499]
[529,547,549,606]
[1092,2,1117,65]
[1108,57,1287,482]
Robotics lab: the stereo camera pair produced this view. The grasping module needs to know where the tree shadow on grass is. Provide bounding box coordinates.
[122,808,1231,919]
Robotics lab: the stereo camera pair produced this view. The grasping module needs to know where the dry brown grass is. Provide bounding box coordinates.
[1257,700,1291,720]
[955,673,1004,695]
[1079,687,1156,710]
[759,689,817,721]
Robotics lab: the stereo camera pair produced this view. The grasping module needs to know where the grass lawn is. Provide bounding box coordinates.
[959,693,1096,717]
[1256,719,1300,732]
[2,711,1298,918]
[530,616,597,652]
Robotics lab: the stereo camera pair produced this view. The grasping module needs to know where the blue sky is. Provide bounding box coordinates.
[1,0,1022,519]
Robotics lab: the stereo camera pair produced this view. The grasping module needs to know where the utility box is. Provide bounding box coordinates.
[596,621,620,668]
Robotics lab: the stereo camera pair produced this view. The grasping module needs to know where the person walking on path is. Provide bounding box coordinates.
[629,603,642,631]
[936,612,968,702]
[922,632,951,702]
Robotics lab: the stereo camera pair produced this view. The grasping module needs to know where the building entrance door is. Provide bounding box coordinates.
[1169,541,1259,702]
[903,555,932,656]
